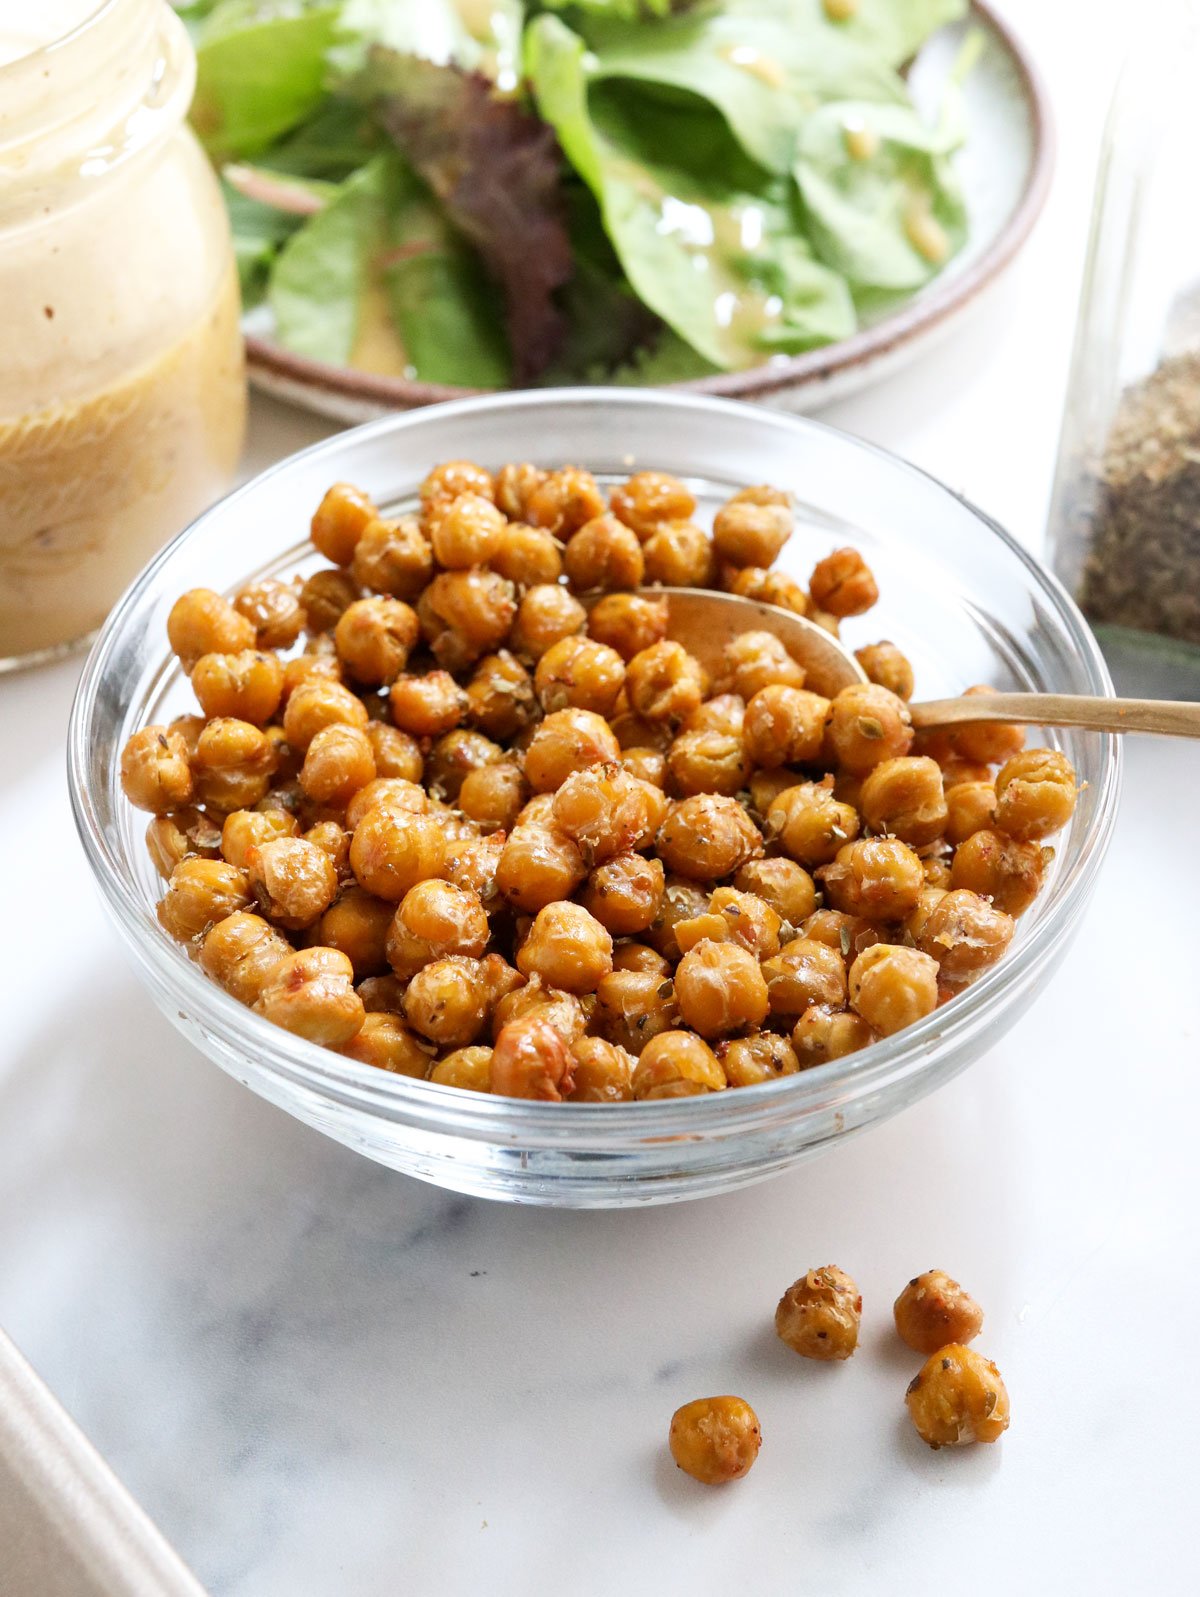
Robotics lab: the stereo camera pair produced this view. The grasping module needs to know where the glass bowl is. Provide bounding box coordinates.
[68,390,1120,1207]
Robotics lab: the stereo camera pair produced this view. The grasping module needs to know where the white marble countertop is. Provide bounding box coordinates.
[3,3,1198,1592]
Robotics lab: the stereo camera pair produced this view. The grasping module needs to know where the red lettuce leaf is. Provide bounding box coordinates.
[366,50,573,384]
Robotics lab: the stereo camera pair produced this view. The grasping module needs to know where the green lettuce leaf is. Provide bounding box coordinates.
[268,155,510,386]
[723,0,968,72]
[221,168,332,307]
[793,99,967,293]
[191,1,342,160]
[527,15,854,372]
[257,98,379,181]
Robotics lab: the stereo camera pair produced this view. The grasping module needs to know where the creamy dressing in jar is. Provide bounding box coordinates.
[0,0,246,667]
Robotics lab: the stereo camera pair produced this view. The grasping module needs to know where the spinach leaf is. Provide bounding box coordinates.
[192,1,342,160]
[793,99,967,293]
[268,155,510,386]
[527,15,854,372]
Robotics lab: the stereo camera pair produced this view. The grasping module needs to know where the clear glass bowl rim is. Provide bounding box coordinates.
[67,387,1122,1158]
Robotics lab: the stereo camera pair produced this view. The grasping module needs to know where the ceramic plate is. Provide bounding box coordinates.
[244,2,1052,423]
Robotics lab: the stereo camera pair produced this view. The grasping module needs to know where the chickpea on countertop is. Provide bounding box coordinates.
[120,458,1079,1099]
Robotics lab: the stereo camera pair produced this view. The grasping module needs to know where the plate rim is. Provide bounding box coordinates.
[242,0,1055,410]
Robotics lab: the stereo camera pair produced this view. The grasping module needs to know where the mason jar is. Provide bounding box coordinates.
[1045,0,1200,696]
[0,0,246,671]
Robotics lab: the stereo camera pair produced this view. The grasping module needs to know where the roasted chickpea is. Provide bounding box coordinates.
[727,566,810,616]
[441,832,505,910]
[423,729,503,805]
[943,780,997,846]
[621,747,667,788]
[523,707,621,792]
[198,911,291,1005]
[167,587,255,669]
[494,462,548,520]
[333,1011,429,1077]
[761,938,846,1018]
[668,1396,761,1486]
[950,828,1048,917]
[349,808,445,901]
[492,978,586,1045]
[457,761,527,832]
[906,1345,1010,1449]
[809,547,879,617]
[712,487,792,568]
[311,482,377,565]
[903,885,947,946]
[516,902,613,993]
[733,858,817,927]
[819,837,924,921]
[666,729,750,798]
[403,955,488,1047]
[349,515,433,600]
[610,471,695,538]
[534,635,626,717]
[232,578,305,650]
[191,718,276,811]
[300,568,360,633]
[489,521,563,587]
[688,887,781,958]
[569,1037,635,1102]
[714,630,806,699]
[420,459,494,516]
[642,520,717,588]
[255,945,364,1045]
[632,1030,725,1098]
[356,726,420,789]
[826,683,914,774]
[525,465,605,536]
[429,492,506,568]
[858,756,947,848]
[766,781,860,868]
[495,824,586,911]
[916,888,1014,985]
[344,778,428,830]
[719,1032,801,1087]
[993,748,1078,842]
[674,941,769,1038]
[610,710,671,753]
[283,679,369,752]
[508,582,587,661]
[157,858,251,943]
[429,1044,493,1092]
[948,687,1027,765]
[594,969,677,1055]
[424,569,516,663]
[145,808,221,877]
[612,942,670,976]
[552,763,663,863]
[315,889,394,977]
[922,855,954,890]
[280,652,342,705]
[800,909,881,964]
[563,513,645,591]
[245,836,338,930]
[356,974,408,1013]
[464,650,537,740]
[625,641,706,725]
[220,806,297,868]
[191,650,284,725]
[388,674,467,741]
[743,685,830,770]
[791,1005,875,1067]
[387,879,489,978]
[657,794,762,880]
[299,724,376,807]
[333,597,419,686]
[894,1271,985,1355]
[775,1266,862,1360]
[585,592,669,662]
[855,641,914,700]
[120,725,194,813]
[644,877,708,961]
[303,820,351,879]
[484,1012,573,1100]
[848,943,939,1035]
[581,852,665,935]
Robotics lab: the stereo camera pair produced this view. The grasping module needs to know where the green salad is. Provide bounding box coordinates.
[179,0,972,387]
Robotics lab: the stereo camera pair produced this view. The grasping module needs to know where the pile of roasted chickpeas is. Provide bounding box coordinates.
[120,458,1079,1101]
[668,1264,1009,1484]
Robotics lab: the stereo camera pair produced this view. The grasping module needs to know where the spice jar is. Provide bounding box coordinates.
[0,0,246,671]
[1046,0,1200,696]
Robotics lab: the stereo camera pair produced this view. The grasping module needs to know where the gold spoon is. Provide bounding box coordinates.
[624,588,1200,737]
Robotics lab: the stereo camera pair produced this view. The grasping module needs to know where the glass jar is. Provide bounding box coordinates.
[1046,0,1200,696]
[0,0,246,671]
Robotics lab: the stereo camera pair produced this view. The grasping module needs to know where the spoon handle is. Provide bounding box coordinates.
[909,691,1200,738]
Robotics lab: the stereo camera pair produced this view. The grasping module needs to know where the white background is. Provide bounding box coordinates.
[3,2,1198,1593]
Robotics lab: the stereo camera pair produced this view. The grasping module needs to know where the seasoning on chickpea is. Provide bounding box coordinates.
[905,1344,1010,1449]
[775,1266,862,1360]
[668,1396,761,1485]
